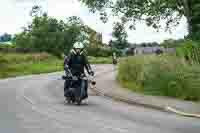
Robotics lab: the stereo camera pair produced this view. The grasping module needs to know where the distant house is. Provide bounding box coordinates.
[135,46,163,54]
[126,46,176,55]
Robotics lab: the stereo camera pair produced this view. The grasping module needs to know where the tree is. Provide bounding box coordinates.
[0,33,12,42]
[151,42,159,47]
[64,16,91,52]
[15,6,67,57]
[67,16,84,26]
[111,22,128,49]
[30,5,43,17]
[14,6,92,57]
[79,0,200,38]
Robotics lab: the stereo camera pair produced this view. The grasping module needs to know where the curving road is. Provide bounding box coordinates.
[0,65,199,133]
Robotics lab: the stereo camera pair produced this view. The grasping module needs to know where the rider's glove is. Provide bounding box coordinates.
[89,70,94,76]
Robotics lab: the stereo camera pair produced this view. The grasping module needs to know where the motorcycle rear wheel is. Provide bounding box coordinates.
[76,97,82,105]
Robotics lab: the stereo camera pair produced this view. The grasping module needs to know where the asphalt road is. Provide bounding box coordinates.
[0,65,199,133]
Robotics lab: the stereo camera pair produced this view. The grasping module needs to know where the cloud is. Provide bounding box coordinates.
[0,0,187,43]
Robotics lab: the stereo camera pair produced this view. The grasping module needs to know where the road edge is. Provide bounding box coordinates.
[92,88,200,119]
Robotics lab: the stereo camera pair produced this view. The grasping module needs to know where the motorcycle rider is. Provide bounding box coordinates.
[63,42,94,102]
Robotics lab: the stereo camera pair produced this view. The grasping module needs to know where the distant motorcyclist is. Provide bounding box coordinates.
[63,42,94,101]
[112,52,118,65]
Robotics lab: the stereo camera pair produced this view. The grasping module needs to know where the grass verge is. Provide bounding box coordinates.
[117,55,200,101]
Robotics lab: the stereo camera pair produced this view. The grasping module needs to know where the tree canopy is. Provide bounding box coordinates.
[14,6,97,57]
[79,0,200,39]
[0,33,12,42]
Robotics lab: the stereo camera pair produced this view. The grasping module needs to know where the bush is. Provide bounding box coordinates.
[86,47,113,57]
[112,48,123,56]
[176,40,200,64]
[189,32,200,41]
[117,55,200,101]
[88,56,112,64]
[86,47,123,57]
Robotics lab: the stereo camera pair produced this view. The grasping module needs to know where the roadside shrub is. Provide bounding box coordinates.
[86,47,113,57]
[88,56,112,64]
[176,40,200,64]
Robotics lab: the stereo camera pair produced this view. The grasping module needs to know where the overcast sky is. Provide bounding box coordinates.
[0,0,188,43]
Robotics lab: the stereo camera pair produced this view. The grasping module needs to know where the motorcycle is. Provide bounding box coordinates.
[62,69,96,105]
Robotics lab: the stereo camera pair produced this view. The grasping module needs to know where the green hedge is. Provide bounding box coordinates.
[88,56,112,64]
[86,47,112,57]
[86,47,122,57]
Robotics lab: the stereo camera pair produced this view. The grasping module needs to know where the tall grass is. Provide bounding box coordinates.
[176,40,200,64]
[0,52,112,79]
[117,55,200,101]
[0,52,54,64]
[0,52,63,78]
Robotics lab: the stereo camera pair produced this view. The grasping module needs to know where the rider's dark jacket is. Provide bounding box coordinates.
[64,49,92,76]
